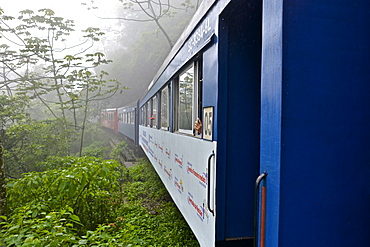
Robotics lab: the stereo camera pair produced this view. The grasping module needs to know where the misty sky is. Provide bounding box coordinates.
[1,0,120,31]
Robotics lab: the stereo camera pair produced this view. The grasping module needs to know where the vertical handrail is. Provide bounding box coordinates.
[207,151,215,216]
[254,172,267,247]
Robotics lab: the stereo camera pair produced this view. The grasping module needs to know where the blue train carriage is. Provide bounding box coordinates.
[260,1,370,247]
[140,0,370,246]
[139,0,261,246]
[117,101,139,144]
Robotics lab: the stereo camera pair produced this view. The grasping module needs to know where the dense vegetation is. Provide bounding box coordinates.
[0,156,199,246]
[0,2,200,245]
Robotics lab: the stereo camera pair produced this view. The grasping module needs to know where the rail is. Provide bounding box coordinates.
[254,172,267,247]
[207,151,215,216]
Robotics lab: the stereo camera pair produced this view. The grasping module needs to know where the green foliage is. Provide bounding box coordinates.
[123,159,169,202]
[110,141,129,161]
[0,206,80,246]
[0,94,30,129]
[113,160,199,246]
[3,120,73,177]
[6,156,123,231]
[80,141,110,158]
[69,122,114,157]
[1,157,199,246]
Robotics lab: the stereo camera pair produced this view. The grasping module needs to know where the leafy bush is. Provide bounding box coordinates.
[3,120,73,178]
[115,160,199,246]
[0,206,81,246]
[80,141,111,159]
[1,157,199,246]
[6,157,123,232]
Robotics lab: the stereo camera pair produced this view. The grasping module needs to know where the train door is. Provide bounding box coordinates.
[211,1,262,246]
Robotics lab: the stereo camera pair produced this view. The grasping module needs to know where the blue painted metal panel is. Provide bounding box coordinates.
[279,1,370,246]
[216,0,262,243]
[261,0,370,246]
[118,122,135,141]
[202,41,218,140]
[260,0,283,245]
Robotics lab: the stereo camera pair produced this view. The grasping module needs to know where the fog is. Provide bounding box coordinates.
[1,0,198,108]
[94,0,199,108]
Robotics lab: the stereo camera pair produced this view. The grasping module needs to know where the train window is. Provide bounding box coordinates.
[140,106,146,126]
[146,101,151,127]
[152,96,157,128]
[176,60,202,135]
[130,111,134,124]
[161,85,170,130]
[178,65,194,133]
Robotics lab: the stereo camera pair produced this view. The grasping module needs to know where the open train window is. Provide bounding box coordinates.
[176,59,202,135]
[161,85,170,130]
[140,106,146,126]
[146,101,151,127]
[178,65,194,133]
[151,96,158,128]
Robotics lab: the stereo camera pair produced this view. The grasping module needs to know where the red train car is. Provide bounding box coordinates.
[100,108,118,133]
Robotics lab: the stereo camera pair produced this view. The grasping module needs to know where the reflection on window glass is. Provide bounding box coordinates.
[130,111,134,124]
[179,65,194,131]
[146,102,151,127]
[140,107,146,125]
[152,96,157,128]
[161,86,169,130]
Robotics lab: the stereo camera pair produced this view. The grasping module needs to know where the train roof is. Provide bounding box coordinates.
[117,101,138,112]
[102,108,117,112]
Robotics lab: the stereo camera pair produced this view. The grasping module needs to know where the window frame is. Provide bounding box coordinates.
[160,84,170,131]
[175,59,202,135]
[151,95,158,128]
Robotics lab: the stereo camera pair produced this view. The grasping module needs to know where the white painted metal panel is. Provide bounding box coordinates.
[139,126,217,247]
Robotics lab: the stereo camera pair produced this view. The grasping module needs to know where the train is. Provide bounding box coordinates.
[101,0,370,246]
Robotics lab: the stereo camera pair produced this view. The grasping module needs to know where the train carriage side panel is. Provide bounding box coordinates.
[114,108,118,134]
[139,127,217,246]
[138,1,222,246]
[140,1,262,246]
[101,108,118,132]
[260,0,370,246]
[117,105,136,142]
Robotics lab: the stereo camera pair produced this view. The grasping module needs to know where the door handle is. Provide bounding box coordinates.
[207,151,215,216]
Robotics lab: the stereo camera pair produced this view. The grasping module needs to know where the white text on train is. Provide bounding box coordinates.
[188,18,212,53]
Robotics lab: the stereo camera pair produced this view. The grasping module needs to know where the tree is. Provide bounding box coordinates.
[83,0,199,49]
[3,120,73,177]
[0,9,122,156]
[88,1,198,107]
[0,132,6,223]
